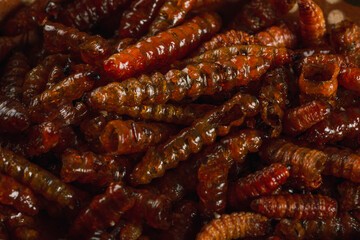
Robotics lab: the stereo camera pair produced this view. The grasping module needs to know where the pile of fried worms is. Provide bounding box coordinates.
[1,0,360,239]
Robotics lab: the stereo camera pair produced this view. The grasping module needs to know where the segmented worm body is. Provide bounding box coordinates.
[22,54,69,105]
[148,0,224,36]
[118,0,165,39]
[61,148,131,186]
[298,0,326,46]
[283,100,331,136]
[114,37,137,52]
[29,70,98,115]
[130,93,259,185]
[0,35,26,62]
[26,121,61,157]
[0,173,39,216]
[323,147,360,183]
[182,45,293,67]
[254,24,298,49]
[275,212,360,240]
[193,24,296,55]
[259,138,327,189]
[88,55,269,107]
[0,96,30,133]
[0,52,30,100]
[330,20,360,53]
[193,29,255,56]
[259,67,288,137]
[70,182,135,238]
[127,188,172,229]
[304,107,360,144]
[98,103,214,125]
[47,0,130,31]
[0,205,41,240]
[149,149,209,203]
[3,0,48,36]
[230,0,295,33]
[158,200,199,240]
[251,194,338,219]
[196,212,271,240]
[99,120,178,155]
[228,163,289,209]
[0,147,79,209]
[43,21,113,65]
[197,129,263,216]
[104,12,222,80]
[338,181,360,211]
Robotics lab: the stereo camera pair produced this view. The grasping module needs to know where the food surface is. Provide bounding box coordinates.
[1,0,360,239]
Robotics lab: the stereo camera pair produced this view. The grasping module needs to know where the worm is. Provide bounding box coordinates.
[130,93,259,185]
[104,12,222,80]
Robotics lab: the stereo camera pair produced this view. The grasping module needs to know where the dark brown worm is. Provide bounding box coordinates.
[2,0,48,36]
[193,24,297,56]
[259,67,289,137]
[0,96,30,133]
[29,70,98,117]
[0,205,41,240]
[30,100,88,126]
[192,29,255,56]
[181,44,293,68]
[228,163,289,209]
[25,121,60,157]
[96,103,214,125]
[149,146,213,203]
[330,20,360,53]
[196,212,271,240]
[88,55,270,107]
[130,93,259,185]
[275,212,360,240]
[0,173,39,216]
[197,129,263,216]
[99,120,178,155]
[126,188,172,229]
[322,147,360,183]
[338,181,360,211]
[61,148,131,187]
[104,12,222,80]
[69,182,135,238]
[157,200,199,240]
[118,0,165,39]
[148,0,224,36]
[0,146,79,209]
[229,0,295,33]
[304,107,360,144]
[283,100,331,136]
[259,138,327,189]
[22,54,69,105]
[43,21,113,65]
[0,52,30,100]
[251,194,337,219]
[46,0,130,31]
